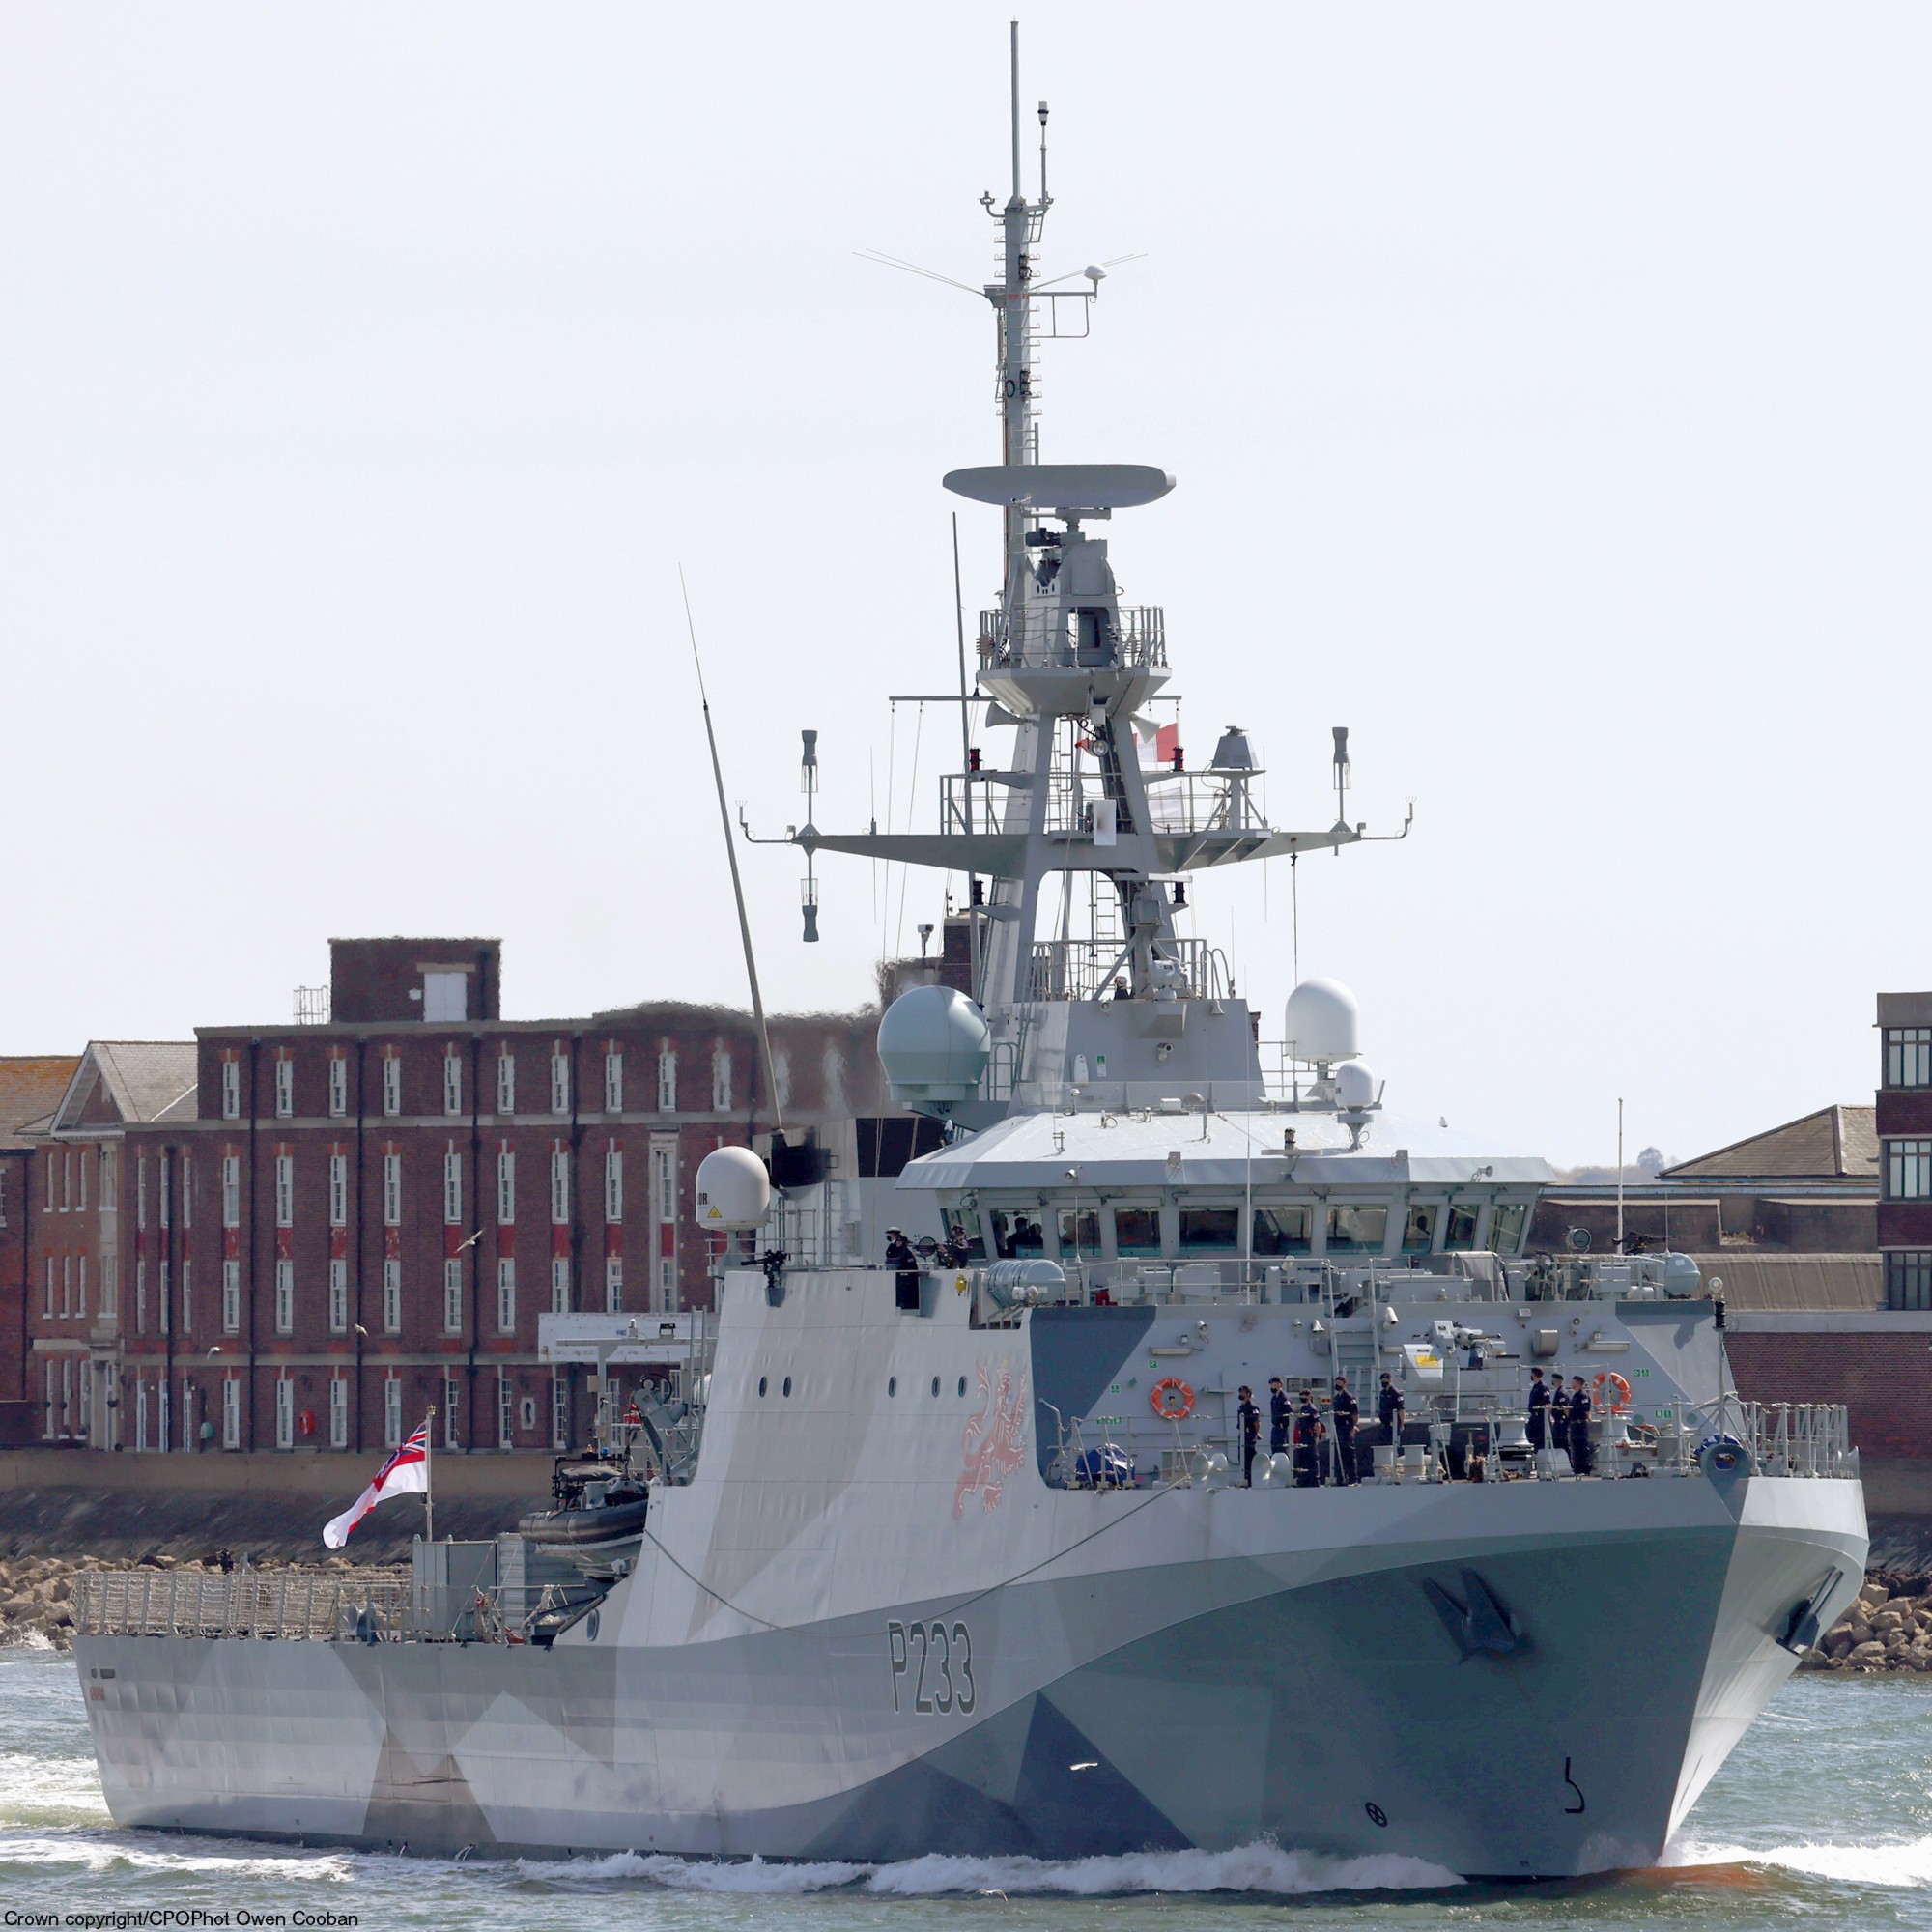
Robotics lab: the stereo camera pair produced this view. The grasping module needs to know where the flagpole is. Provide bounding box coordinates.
[424,1406,436,1547]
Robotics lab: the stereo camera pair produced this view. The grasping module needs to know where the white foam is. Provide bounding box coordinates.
[1668,1835,1932,1889]
[544,1840,1463,1897]
[0,1833,356,1882]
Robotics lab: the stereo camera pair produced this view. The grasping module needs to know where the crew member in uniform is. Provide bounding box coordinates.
[1377,1372,1405,1455]
[1268,1377,1290,1457]
[1236,1385,1261,1487]
[1526,1367,1551,1452]
[1293,1391,1322,1487]
[1331,1374,1360,1485]
[1568,1375,1594,1475]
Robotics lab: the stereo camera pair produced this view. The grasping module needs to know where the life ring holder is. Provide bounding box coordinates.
[1592,1371,1633,1413]
[1151,1378,1195,1422]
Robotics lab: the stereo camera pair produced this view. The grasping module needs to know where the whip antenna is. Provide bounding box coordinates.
[681,566,784,1136]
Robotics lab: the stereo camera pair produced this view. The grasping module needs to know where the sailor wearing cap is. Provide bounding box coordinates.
[1331,1374,1360,1485]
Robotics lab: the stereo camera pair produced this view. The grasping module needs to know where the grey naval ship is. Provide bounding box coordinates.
[73,31,1865,1879]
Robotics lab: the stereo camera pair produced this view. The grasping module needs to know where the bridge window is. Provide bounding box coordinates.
[1324,1206,1388,1254]
[1252,1206,1311,1256]
[991,1211,1044,1258]
[1112,1207,1161,1256]
[1401,1205,1436,1254]
[1178,1206,1240,1252]
[1057,1208,1099,1257]
[1490,1204,1528,1255]
[1443,1204,1481,1251]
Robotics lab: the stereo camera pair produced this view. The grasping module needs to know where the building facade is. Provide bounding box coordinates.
[1878,990,1932,1310]
[26,939,893,1458]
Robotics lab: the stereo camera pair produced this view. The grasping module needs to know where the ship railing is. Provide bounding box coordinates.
[977,604,1166,672]
[72,1564,412,1640]
[1028,937,1231,1005]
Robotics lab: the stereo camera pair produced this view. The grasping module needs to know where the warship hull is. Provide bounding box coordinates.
[76,1470,1863,1878]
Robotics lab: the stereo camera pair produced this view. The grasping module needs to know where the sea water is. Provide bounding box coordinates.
[2,1648,1928,1930]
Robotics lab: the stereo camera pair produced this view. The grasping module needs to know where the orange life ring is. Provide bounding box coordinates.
[1151,1377,1195,1421]
[1592,1371,1632,1413]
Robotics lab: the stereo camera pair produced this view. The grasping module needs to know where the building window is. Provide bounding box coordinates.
[497,1377,514,1448]
[0,1168,7,1228]
[384,1153,403,1226]
[496,1259,516,1333]
[383,1258,402,1333]
[274,1056,295,1119]
[221,1058,242,1121]
[605,1050,624,1114]
[174,1258,185,1333]
[1888,1028,1932,1091]
[605,1253,623,1313]
[274,1155,295,1228]
[423,971,468,1022]
[1888,1252,1932,1310]
[78,1151,88,1212]
[99,1147,116,1211]
[102,1255,117,1318]
[551,1049,571,1117]
[384,1377,403,1449]
[443,1151,463,1225]
[43,1257,53,1318]
[652,1141,677,1310]
[328,1259,349,1333]
[328,1154,348,1227]
[497,1150,516,1223]
[222,1260,242,1333]
[274,1260,294,1333]
[441,1378,460,1451]
[328,1378,349,1449]
[222,1155,242,1229]
[443,1258,464,1334]
[42,1361,53,1439]
[550,1147,570,1225]
[61,1255,71,1318]
[712,1045,731,1114]
[135,1259,147,1334]
[223,1378,242,1450]
[497,1053,516,1116]
[551,1256,569,1315]
[178,1153,190,1227]
[275,1378,295,1450]
[604,1147,623,1222]
[381,1054,402,1118]
[552,1378,569,1450]
[158,1259,171,1334]
[136,1154,147,1231]
[1888,1139,1932,1201]
[328,1056,348,1118]
[657,1048,677,1113]
[443,1054,464,1118]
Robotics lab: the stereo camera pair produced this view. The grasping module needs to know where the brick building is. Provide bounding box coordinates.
[25,938,891,1460]
[1878,992,1932,1310]
[0,1055,83,1435]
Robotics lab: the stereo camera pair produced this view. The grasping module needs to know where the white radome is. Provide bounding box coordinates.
[1333,1059,1377,1111]
[1284,977,1361,1063]
[877,984,992,1106]
[695,1145,772,1231]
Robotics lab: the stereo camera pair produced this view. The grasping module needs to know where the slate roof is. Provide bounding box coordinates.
[1662,1105,1878,1182]
[48,1042,198,1133]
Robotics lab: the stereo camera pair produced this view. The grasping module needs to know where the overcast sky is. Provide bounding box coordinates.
[2,3,1926,1165]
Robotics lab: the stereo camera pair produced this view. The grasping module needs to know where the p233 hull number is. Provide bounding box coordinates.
[888,1620,976,1715]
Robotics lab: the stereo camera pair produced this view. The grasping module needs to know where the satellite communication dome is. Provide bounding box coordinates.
[877,984,992,1109]
[1332,1060,1377,1111]
[1284,978,1360,1064]
[695,1146,772,1232]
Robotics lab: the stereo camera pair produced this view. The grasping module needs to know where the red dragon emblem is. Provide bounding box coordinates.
[954,1360,1030,1518]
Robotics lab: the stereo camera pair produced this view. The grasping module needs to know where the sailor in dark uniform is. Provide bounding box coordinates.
[1377,1372,1405,1451]
[1526,1367,1551,1452]
[1331,1375,1360,1485]
[1293,1392,1322,1487]
[1236,1385,1261,1487]
[1267,1377,1290,1457]
[1567,1376,1594,1475]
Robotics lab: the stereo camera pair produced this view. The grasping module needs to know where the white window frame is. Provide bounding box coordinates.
[604,1147,623,1222]
[274,1057,295,1119]
[497,1150,516,1223]
[221,1059,242,1121]
[383,1153,403,1227]
[384,1377,403,1450]
[551,1049,571,1117]
[77,1254,89,1320]
[328,1258,349,1334]
[381,1054,402,1118]
[443,1151,463,1225]
[550,1147,570,1225]
[274,1260,294,1334]
[604,1050,624,1114]
[657,1047,677,1113]
[328,1377,349,1449]
[712,1044,731,1114]
[222,1155,242,1229]
[496,1258,516,1334]
[605,1252,623,1313]
[497,1376,514,1448]
[275,1377,295,1451]
[327,1056,348,1118]
[222,1378,241,1450]
[443,1258,464,1334]
[328,1154,348,1227]
[99,1147,116,1210]
[423,971,468,1022]
[551,1255,569,1315]
[274,1155,295,1228]
[552,1378,570,1450]
[383,1257,402,1333]
[222,1259,242,1333]
[441,1378,461,1451]
[78,1150,88,1212]
[497,1052,516,1116]
[443,1054,464,1118]
[173,1257,184,1333]
[178,1152,189,1227]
